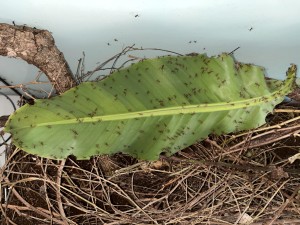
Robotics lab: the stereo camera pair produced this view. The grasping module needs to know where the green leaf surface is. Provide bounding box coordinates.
[4,53,296,160]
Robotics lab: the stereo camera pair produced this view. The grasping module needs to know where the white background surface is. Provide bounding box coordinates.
[0,0,299,93]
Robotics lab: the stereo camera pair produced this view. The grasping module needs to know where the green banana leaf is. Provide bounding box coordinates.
[4,53,296,160]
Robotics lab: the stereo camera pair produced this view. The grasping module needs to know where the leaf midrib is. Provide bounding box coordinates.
[14,65,295,130]
[27,94,280,128]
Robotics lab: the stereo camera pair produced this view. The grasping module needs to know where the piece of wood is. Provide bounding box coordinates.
[0,23,76,94]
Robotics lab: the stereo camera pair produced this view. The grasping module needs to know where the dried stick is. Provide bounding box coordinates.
[56,159,72,224]
[4,177,65,224]
[265,185,300,225]
[0,23,76,93]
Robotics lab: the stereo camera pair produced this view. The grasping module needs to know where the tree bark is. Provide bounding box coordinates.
[0,23,76,128]
[0,23,76,94]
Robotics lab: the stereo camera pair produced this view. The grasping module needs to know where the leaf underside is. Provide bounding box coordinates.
[4,53,296,160]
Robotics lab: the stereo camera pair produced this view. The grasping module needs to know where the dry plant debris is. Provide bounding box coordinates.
[0,105,300,225]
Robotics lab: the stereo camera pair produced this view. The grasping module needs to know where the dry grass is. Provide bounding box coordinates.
[0,107,300,225]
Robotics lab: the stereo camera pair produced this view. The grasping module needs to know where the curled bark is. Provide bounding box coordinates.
[0,23,76,94]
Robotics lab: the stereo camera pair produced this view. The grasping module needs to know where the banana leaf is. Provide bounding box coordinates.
[4,53,296,160]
